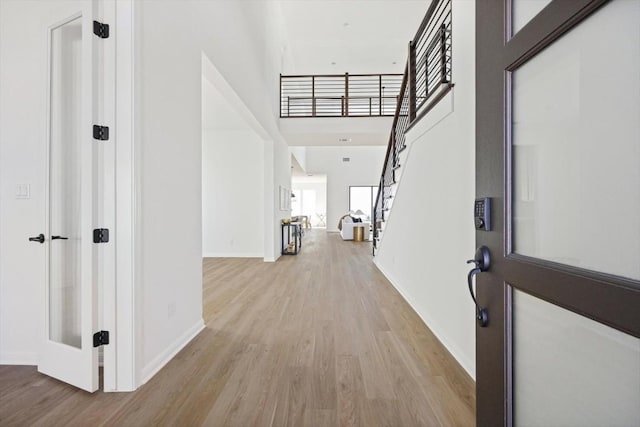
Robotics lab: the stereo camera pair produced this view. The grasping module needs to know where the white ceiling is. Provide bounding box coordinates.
[201,1,428,147]
[292,174,328,183]
[278,0,428,75]
[277,0,427,146]
[280,115,393,146]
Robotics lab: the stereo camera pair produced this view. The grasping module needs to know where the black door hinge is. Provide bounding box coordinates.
[93,21,110,38]
[93,125,109,141]
[93,228,109,243]
[93,331,110,347]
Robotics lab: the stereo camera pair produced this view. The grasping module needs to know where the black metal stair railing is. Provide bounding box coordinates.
[373,0,453,253]
[373,65,409,245]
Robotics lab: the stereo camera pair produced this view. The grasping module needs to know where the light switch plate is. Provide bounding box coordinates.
[15,184,30,199]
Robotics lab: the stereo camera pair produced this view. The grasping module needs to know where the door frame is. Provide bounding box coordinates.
[110,0,137,392]
[101,0,117,392]
[475,0,640,424]
[92,0,138,392]
[90,0,138,392]
[36,0,138,393]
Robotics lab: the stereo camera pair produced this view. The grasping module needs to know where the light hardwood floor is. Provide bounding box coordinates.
[0,230,475,426]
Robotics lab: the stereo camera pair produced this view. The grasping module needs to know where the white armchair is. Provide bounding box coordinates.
[340,221,371,240]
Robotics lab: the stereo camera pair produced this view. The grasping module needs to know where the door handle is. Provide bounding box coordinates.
[28,233,45,244]
[466,246,490,327]
[51,236,68,240]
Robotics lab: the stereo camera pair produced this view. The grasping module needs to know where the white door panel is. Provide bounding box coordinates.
[38,1,99,392]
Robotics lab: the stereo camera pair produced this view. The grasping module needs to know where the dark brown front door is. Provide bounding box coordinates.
[475,0,640,425]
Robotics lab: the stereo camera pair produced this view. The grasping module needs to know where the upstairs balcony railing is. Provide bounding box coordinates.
[280,73,403,118]
[373,0,452,252]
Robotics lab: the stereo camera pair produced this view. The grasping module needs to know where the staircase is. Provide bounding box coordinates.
[372,68,411,255]
[372,138,408,254]
[372,0,453,256]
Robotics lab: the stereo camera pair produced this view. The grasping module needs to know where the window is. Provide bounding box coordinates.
[349,186,376,221]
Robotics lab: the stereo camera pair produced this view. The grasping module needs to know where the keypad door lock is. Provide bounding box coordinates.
[474,197,491,231]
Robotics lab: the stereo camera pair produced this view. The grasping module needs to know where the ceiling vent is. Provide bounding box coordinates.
[342,157,351,162]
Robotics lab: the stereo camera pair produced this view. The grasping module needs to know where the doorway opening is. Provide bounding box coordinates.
[291,175,327,229]
[201,53,267,259]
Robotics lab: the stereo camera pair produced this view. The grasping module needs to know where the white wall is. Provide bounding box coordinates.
[135,1,203,383]
[251,1,294,262]
[202,129,264,257]
[373,1,477,378]
[260,138,292,262]
[133,0,293,381]
[305,146,386,232]
[290,147,307,171]
[201,75,265,258]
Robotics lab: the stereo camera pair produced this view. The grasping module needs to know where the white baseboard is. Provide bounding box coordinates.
[203,253,277,262]
[140,319,205,386]
[202,252,263,258]
[0,352,38,365]
[373,260,476,380]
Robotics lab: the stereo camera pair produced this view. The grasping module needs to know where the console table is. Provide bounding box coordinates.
[281,222,302,255]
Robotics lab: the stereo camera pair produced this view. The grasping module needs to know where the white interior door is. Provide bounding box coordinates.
[38,0,100,392]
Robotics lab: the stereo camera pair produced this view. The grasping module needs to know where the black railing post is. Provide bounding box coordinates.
[392,132,397,170]
[344,73,349,117]
[379,75,383,116]
[280,73,402,118]
[408,42,417,123]
[372,205,377,254]
[311,76,316,117]
[279,73,283,117]
[440,23,449,83]
[365,0,453,257]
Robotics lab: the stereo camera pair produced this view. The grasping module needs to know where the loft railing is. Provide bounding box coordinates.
[373,0,452,252]
[280,73,403,118]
